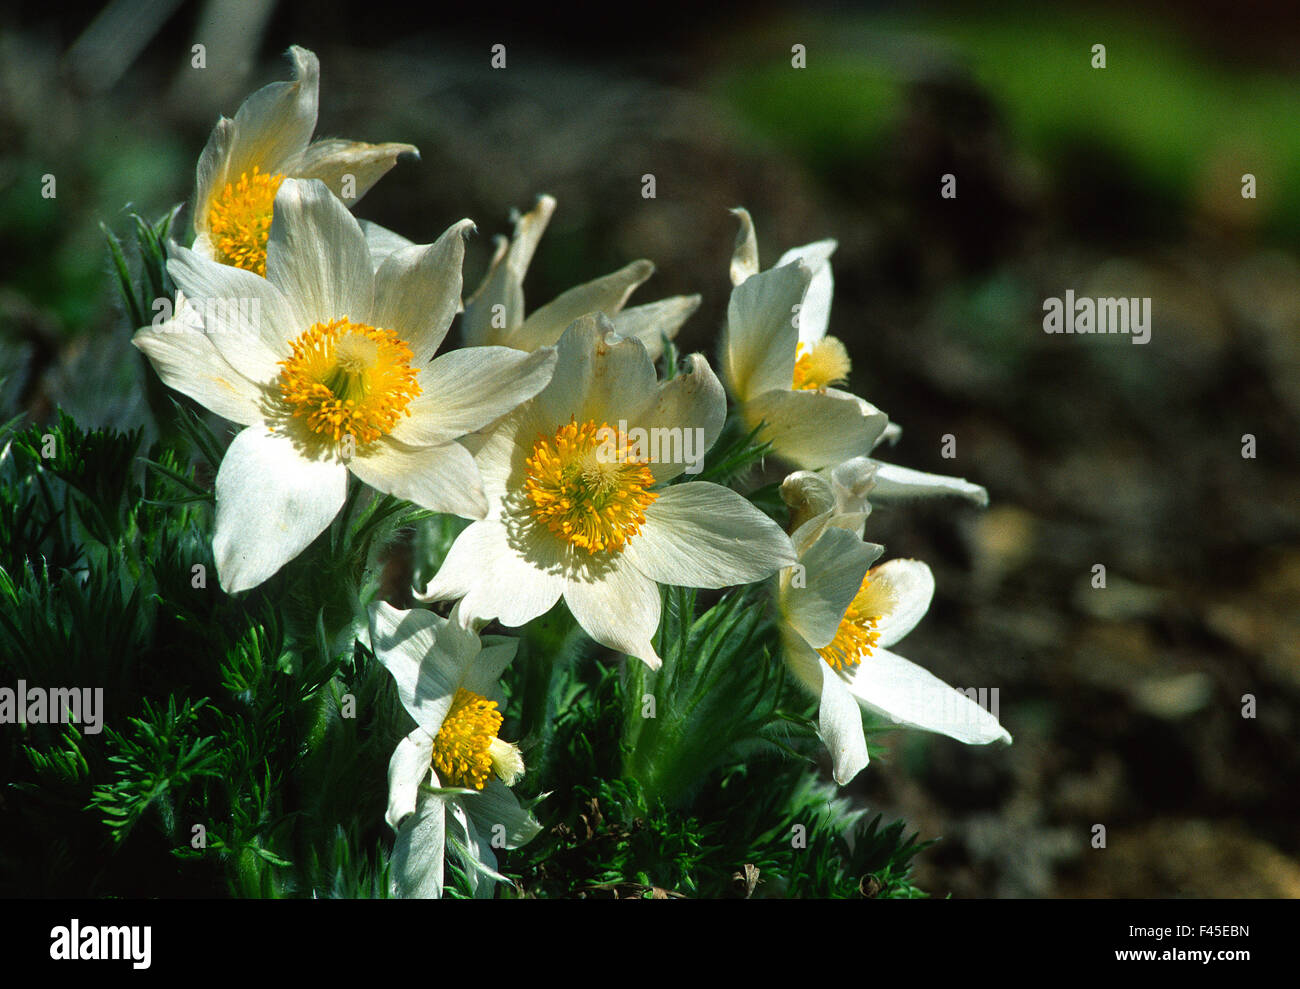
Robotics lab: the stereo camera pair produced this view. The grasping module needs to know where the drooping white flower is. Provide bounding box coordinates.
[722,209,888,470]
[454,195,700,361]
[780,457,879,538]
[417,315,797,669]
[371,602,540,899]
[133,177,556,593]
[192,45,417,277]
[777,472,1010,784]
[728,209,987,503]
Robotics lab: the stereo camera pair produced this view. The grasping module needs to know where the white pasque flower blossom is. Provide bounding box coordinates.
[133,177,556,593]
[777,472,1011,784]
[193,44,417,277]
[371,602,540,899]
[730,209,987,503]
[456,195,701,360]
[722,208,888,470]
[417,314,798,669]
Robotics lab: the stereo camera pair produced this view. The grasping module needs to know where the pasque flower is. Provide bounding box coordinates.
[722,209,889,470]
[192,45,417,277]
[457,195,700,360]
[372,602,539,899]
[728,209,986,503]
[134,177,556,592]
[418,315,797,669]
[777,471,1010,783]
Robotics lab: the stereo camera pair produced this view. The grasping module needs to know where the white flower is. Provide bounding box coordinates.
[456,195,700,360]
[729,209,987,502]
[777,473,1010,784]
[371,602,540,899]
[192,45,417,277]
[780,458,879,538]
[417,315,797,669]
[722,209,889,470]
[133,177,556,593]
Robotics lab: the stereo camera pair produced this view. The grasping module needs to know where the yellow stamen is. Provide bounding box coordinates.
[819,569,896,672]
[277,317,420,447]
[791,336,851,391]
[524,417,657,554]
[207,166,285,276]
[431,688,523,791]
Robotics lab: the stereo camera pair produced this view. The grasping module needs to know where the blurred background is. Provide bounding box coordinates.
[2,0,1298,896]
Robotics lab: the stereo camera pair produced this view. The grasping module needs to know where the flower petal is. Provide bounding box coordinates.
[371,219,474,365]
[536,314,658,429]
[214,46,319,204]
[869,460,989,508]
[281,137,419,206]
[460,404,547,515]
[842,647,1013,746]
[462,780,542,850]
[783,637,869,784]
[390,345,556,447]
[213,425,348,592]
[729,207,760,285]
[460,637,520,699]
[514,259,654,350]
[370,603,480,737]
[386,728,435,831]
[359,219,414,272]
[610,294,701,361]
[193,117,235,238]
[131,321,265,426]
[564,556,662,669]
[417,520,566,628]
[626,482,796,589]
[742,387,888,470]
[871,559,935,648]
[776,239,836,346]
[781,469,833,518]
[165,244,298,382]
[348,435,487,519]
[723,261,809,401]
[828,456,879,516]
[446,802,500,897]
[391,787,447,899]
[637,353,726,483]
[819,659,869,784]
[462,195,555,347]
[265,178,373,329]
[781,525,875,650]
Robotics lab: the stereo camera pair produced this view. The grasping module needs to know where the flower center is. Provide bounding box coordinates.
[792,336,851,391]
[819,569,896,672]
[277,318,420,447]
[207,166,285,276]
[524,417,657,554]
[431,688,523,790]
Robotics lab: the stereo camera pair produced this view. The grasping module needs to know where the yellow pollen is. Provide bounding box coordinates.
[792,336,851,391]
[819,569,896,672]
[524,417,658,554]
[277,317,420,447]
[207,166,285,276]
[431,689,505,791]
